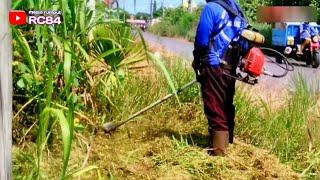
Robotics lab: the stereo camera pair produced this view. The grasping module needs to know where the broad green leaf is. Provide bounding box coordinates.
[37,107,71,179]
[69,0,76,27]
[97,48,121,59]
[12,28,37,78]
[59,0,69,37]
[45,42,54,106]
[79,0,86,34]
[64,42,72,86]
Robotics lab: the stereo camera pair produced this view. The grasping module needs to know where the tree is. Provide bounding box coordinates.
[153,7,164,18]
[188,0,192,12]
[136,12,151,21]
[239,0,271,22]
[311,0,320,22]
[271,0,310,6]
[118,8,130,20]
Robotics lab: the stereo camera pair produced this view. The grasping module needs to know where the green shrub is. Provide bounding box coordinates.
[239,0,271,22]
[149,7,200,41]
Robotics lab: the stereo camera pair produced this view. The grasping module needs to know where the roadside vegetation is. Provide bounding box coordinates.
[235,75,320,178]
[12,0,171,178]
[12,0,320,179]
[149,0,319,45]
[149,7,201,41]
[149,1,272,43]
[14,44,320,178]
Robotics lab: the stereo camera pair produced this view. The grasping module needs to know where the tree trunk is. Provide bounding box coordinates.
[0,0,12,179]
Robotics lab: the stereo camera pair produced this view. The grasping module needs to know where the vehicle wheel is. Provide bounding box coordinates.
[311,51,320,68]
[304,50,312,66]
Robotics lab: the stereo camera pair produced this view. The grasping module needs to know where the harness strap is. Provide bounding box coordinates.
[207,0,248,23]
[209,0,248,40]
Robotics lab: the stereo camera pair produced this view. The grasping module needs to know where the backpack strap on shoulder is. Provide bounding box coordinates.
[207,0,248,23]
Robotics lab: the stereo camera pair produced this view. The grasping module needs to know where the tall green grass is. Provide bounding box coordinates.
[14,49,319,178]
[12,0,173,178]
[235,74,320,178]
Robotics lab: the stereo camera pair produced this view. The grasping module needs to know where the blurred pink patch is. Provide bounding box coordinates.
[257,6,317,22]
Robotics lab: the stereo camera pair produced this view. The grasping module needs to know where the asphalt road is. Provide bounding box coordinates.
[143,32,320,94]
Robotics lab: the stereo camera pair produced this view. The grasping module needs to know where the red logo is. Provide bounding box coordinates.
[9,10,27,25]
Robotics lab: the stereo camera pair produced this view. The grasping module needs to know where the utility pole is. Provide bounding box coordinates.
[150,0,153,19]
[162,0,165,18]
[0,0,13,179]
[188,0,193,13]
[123,0,126,20]
[134,0,136,14]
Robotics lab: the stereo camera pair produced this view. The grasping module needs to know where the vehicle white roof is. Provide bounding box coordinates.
[274,22,319,27]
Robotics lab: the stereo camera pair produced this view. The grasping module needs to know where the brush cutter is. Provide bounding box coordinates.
[104,29,293,133]
[219,29,293,85]
[103,47,291,133]
[103,79,197,133]
[103,46,290,133]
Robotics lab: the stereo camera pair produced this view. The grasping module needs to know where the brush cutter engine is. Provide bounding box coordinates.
[239,47,265,84]
[223,29,291,85]
[223,47,265,85]
[243,47,265,76]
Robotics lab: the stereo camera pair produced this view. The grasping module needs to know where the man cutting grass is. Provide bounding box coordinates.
[192,0,249,156]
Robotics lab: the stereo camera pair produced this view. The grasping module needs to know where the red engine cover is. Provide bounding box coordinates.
[244,47,265,76]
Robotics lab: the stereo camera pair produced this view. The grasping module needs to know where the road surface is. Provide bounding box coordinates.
[143,32,320,96]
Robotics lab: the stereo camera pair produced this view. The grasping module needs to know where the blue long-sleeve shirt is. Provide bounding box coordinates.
[194,2,247,66]
[300,23,319,40]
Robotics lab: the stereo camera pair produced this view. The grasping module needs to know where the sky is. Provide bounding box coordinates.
[117,0,206,14]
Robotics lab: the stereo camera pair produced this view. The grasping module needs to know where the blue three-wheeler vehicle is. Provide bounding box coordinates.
[272,22,320,68]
